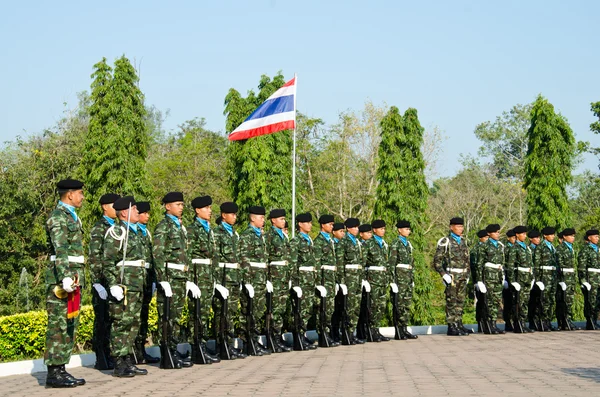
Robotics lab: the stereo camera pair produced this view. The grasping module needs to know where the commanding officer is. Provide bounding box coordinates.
[335,218,365,345]
[433,217,472,336]
[556,228,579,330]
[44,179,86,388]
[503,229,516,331]
[388,220,418,339]
[535,227,558,331]
[578,229,600,329]
[506,225,534,333]
[89,193,120,371]
[103,196,148,377]
[154,192,198,368]
[265,209,292,353]
[313,214,339,346]
[364,219,390,342]
[476,224,505,334]
[238,205,271,355]
[332,223,345,244]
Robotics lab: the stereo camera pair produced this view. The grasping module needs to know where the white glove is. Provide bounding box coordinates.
[62,277,75,293]
[558,282,567,291]
[214,284,229,299]
[511,282,521,292]
[442,274,452,286]
[186,281,201,299]
[266,280,274,293]
[530,280,535,290]
[110,285,124,301]
[315,285,327,298]
[476,281,487,294]
[390,283,399,293]
[159,281,173,297]
[93,283,108,300]
[535,281,545,291]
[582,282,592,291]
[503,280,509,290]
[152,282,157,295]
[412,281,415,288]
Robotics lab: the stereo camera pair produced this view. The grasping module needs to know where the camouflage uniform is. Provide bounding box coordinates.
[335,234,364,331]
[313,232,337,328]
[238,225,268,334]
[136,223,155,346]
[44,204,85,366]
[433,234,470,325]
[533,240,558,323]
[556,242,577,321]
[470,242,485,284]
[153,215,190,349]
[290,233,317,329]
[506,242,534,322]
[364,237,389,327]
[476,239,505,321]
[388,236,414,326]
[103,220,146,357]
[265,226,291,333]
[578,242,600,321]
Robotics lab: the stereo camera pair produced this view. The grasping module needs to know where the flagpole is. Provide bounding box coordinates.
[291,73,297,238]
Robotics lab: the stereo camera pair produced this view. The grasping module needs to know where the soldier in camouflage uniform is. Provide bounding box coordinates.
[359,224,373,244]
[88,193,119,370]
[332,223,345,244]
[335,218,365,345]
[329,222,346,342]
[388,220,418,339]
[506,226,535,333]
[578,229,600,330]
[503,229,516,331]
[433,217,472,336]
[556,228,580,330]
[534,227,559,331]
[44,179,86,388]
[476,224,506,334]
[470,230,488,285]
[313,214,339,346]
[154,192,198,368]
[265,209,292,353]
[103,196,148,377]
[364,219,390,342]
[238,205,271,355]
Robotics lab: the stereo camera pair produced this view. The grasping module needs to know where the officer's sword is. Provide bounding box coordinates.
[119,202,132,304]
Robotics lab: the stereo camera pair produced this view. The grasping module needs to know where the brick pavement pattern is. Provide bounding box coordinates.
[3,331,600,396]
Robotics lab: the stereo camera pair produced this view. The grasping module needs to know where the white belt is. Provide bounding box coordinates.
[447,268,467,273]
[167,263,188,271]
[396,264,412,270]
[345,264,363,270]
[485,262,503,270]
[192,258,211,265]
[50,255,85,264]
[588,268,600,273]
[269,261,287,266]
[368,266,386,271]
[322,265,336,271]
[219,262,240,269]
[517,267,532,273]
[299,266,315,272]
[249,262,267,268]
[117,260,145,268]
[541,266,556,271]
[561,268,575,273]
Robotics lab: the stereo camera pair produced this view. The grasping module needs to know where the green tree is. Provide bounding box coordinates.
[590,101,600,165]
[524,95,576,231]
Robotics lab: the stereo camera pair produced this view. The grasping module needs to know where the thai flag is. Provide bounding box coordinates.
[228,76,296,141]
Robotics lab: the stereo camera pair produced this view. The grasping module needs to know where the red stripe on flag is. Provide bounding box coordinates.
[228,120,295,141]
[282,78,295,87]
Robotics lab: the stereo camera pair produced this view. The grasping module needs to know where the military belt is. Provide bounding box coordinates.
[588,268,600,273]
[50,255,85,264]
[517,267,532,273]
[219,262,240,269]
[269,260,287,266]
[345,264,362,270]
[561,268,575,273]
[249,262,267,268]
[192,258,211,265]
[484,262,503,270]
[368,266,386,271]
[322,265,336,271]
[299,266,315,272]
[117,260,146,268]
[541,266,556,271]
[167,263,188,271]
[396,264,412,270]
[447,268,467,273]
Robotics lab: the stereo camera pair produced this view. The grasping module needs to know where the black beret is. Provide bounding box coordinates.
[372,219,386,229]
[162,192,184,203]
[269,209,286,219]
[216,216,222,225]
[359,224,372,233]
[296,213,312,223]
[450,217,464,225]
[344,218,360,228]
[506,229,516,237]
[113,196,136,211]
[527,230,540,239]
[586,229,599,237]
[477,230,488,238]
[396,220,411,229]
[561,228,575,236]
[318,214,334,224]
[99,193,120,205]
[220,201,238,213]
[486,224,501,233]
[333,222,345,231]
[57,179,84,191]
[192,195,212,209]
[249,205,266,215]
[513,226,527,234]
[541,227,556,235]
[136,201,150,213]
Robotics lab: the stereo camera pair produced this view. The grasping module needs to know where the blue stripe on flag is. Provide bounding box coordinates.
[244,95,294,122]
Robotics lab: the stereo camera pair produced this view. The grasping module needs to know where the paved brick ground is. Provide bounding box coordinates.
[3,331,600,396]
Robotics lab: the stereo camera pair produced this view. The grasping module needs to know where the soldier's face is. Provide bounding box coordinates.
[298,221,312,233]
[564,234,575,243]
[250,214,265,228]
[544,234,555,242]
[489,231,500,240]
[479,236,489,243]
[530,237,540,245]
[271,216,286,229]
[138,212,149,224]
[222,212,237,225]
[322,222,334,233]
[589,235,599,244]
[507,236,516,244]
[122,206,140,223]
[360,231,372,240]
[195,206,211,221]
[516,233,527,242]
[68,189,84,208]
[450,224,464,236]
[398,227,411,237]
[102,203,116,219]
[374,227,386,237]
[347,226,359,236]
[166,201,184,218]
[333,229,345,239]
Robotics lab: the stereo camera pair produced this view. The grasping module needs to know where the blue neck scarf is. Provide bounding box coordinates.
[450,232,461,245]
[123,221,138,234]
[373,235,384,248]
[137,223,147,236]
[518,241,527,249]
[347,233,358,245]
[166,214,181,229]
[530,243,537,250]
[489,238,498,247]
[333,238,339,243]
[399,236,408,246]
[320,231,331,243]
[299,232,312,245]
[564,241,573,252]
[250,224,261,237]
[590,242,598,252]
[59,201,78,222]
[103,215,115,226]
[222,222,234,236]
[544,240,555,251]
[272,226,285,240]
[196,217,210,233]
[507,242,513,247]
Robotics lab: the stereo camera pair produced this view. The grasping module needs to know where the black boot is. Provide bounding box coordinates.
[447,323,461,336]
[45,365,78,388]
[546,320,557,331]
[372,328,390,342]
[302,336,318,350]
[59,365,85,386]
[491,321,504,334]
[112,356,135,378]
[139,339,160,364]
[231,345,248,358]
[567,319,580,331]
[176,350,194,367]
[126,355,148,375]
[504,320,514,332]
[273,334,292,352]
[403,326,418,339]
[201,343,222,362]
[457,320,473,334]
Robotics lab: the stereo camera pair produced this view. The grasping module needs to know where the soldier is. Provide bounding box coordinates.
[313,214,339,346]
[557,231,564,245]
[332,223,345,243]
[534,227,558,331]
[470,230,488,284]
[578,229,600,330]
[529,230,541,250]
[359,224,372,244]
[433,217,472,336]
[88,193,120,371]
[506,225,535,333]
[476,224,505,334]
[154,192,199,368]
[102,196,148,377]
[503,229,516,331]
[238,205,271,355]
[44,179,86,388]
[388,220,418,340]
[364,219,390,342]
[133,201,160,364]
[212,202,247,358]
[265,209,292,353]
[330,222,345,341]
[335,217,366,345]
[556,228,580,330]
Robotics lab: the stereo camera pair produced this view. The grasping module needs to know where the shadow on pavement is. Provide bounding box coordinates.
[562,367,600,383]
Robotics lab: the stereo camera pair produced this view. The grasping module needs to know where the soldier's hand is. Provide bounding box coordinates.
[159,281,173,297]
[511,282,521,292]
[93,283,108,300]
[476,281,487,293]
[582,282,591,291]
[62,277,75,293]
[110,285,124,301]
[185,281,201,299]
[442,274,452,286]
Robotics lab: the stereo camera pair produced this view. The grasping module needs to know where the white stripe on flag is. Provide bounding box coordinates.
[232,111,295,133]
[267,85,295,100]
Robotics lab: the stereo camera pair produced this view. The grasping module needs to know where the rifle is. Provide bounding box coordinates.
[357,277,374,342]
[475,288,492,334]
[529,283,545,331]
[191,261,211,364]
[337,285,351,345]
[316,284,330,348]
[265,278,276,352]
[92,277,111,369]
[159,260,180,369]
[556,282,571,331]
[290,286,305,351]
[243,284,258,356]
[390,283,404,340]
[511,283,524,333]
[216,262,234,360]
[581,284,597,330]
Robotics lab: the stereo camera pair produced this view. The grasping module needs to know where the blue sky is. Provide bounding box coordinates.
[1,0,598,176]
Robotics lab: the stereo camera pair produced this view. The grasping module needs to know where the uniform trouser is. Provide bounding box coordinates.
[137,283,152,343]
[110,290,143,357]
[297,269,317,330]
[92,287,111,356]
[192,268,214,339]
[44,285,80,366]
[482,267,503,321]
[445,275,468,324]
[540,273,556,321]
[396,270,414,325]
[157,278,186,350]
[367,269,388,327]
[240,267,267,335]
[514,275,533,322]
[321,269,336,328]
[344,269,363,330]
[212,269,242,341]
[269,264,289,332]
[589,273,600,319]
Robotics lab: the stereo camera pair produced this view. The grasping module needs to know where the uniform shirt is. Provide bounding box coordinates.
[88,216,114,285]
[153,214,189,282]
[476,238,505,283]
[433,232,470,277]
[577,242,600,284]
[506,242,533,284]
[103,219,146,292]
[45,203,84,286]
[314,232,337,283]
